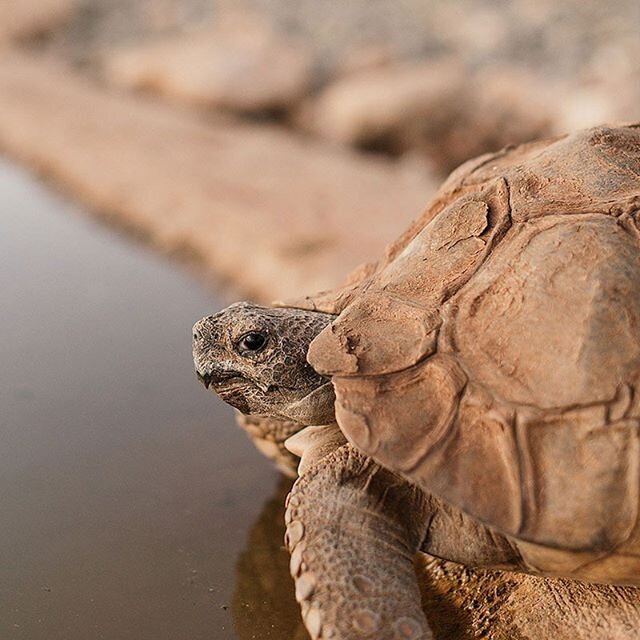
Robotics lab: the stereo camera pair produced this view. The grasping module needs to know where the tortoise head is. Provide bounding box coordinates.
[192,302,336,424]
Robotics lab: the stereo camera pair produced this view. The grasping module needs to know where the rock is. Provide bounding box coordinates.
[443,65,554,169]
[297,59,464,154]
[0,0,77,44]
[298,59,555,173]
[554,34,640,132]
[335,44,396,76]
[102,10,314,114]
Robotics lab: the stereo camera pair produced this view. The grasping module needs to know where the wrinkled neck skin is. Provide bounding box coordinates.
[275,380,336,425]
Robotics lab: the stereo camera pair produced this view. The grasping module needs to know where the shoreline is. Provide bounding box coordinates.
[0,52,435,302]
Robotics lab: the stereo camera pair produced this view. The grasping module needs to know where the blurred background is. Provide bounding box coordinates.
[0,1,638,639]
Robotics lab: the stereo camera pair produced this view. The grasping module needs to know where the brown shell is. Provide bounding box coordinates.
[307,125,640,581]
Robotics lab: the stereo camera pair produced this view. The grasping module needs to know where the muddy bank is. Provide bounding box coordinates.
[0,53,434,302]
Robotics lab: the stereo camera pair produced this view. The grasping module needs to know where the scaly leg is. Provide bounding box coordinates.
[284,425,433,639]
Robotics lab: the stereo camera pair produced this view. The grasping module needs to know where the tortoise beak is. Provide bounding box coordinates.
[196,367,244,390]
[196,370,212,389]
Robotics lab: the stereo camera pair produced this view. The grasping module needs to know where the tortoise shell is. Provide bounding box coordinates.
[300,125,640,583]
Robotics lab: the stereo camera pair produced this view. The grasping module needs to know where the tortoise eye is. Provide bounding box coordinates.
[238,331,268,354]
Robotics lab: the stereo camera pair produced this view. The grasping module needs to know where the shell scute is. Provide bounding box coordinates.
[334,355,466,468]
[447,215,640,409]
[465,127,640,222]
[308,178,511,378]
[514,410,640,551]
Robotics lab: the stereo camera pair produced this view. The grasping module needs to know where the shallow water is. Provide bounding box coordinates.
[0,161,303,639]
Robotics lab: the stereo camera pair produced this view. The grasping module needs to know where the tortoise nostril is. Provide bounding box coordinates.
[192,323,204,341]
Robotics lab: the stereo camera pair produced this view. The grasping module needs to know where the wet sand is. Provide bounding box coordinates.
[0,160,301,640]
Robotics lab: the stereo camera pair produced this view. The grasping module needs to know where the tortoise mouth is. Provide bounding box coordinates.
[196,370,212,388]
[212,378,253,414]
[196,369,244,390]
[195,369,260,415]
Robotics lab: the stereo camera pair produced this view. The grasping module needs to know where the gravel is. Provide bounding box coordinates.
[41,0,639,84]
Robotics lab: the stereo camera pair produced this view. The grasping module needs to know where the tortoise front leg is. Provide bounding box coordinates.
[284,425,433,640]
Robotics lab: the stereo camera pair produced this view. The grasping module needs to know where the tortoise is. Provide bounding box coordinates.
[192,124,640,639]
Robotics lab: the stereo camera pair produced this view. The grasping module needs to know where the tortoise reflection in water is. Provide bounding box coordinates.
[195,124,640,639]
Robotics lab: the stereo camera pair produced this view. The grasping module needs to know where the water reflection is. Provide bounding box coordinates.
[232,477,308,640]
[0,160,300,639]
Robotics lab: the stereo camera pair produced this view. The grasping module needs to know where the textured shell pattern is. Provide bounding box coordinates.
[305,125,640,583]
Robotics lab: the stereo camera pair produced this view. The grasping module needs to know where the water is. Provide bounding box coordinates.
[0,161,303,639]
